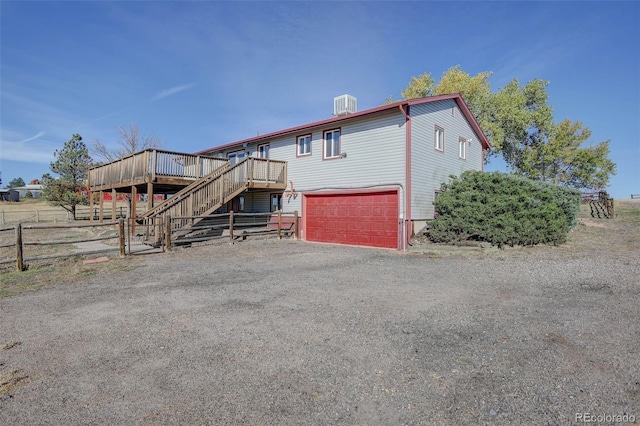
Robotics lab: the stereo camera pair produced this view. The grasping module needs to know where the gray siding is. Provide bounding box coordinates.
[410,100,484,220]
[205,110,408,218]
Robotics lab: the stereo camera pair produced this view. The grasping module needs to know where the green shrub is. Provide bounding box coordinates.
[429,171,580,247]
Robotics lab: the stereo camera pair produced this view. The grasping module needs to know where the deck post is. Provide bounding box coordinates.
[229,211,234,244]
[89,191,94,223]
[118,219,125,258]
[165,214,172,251]
[266,160,270,187]
[99,191,104,223]
[277,211,282,239]
[293,210,298,240]
[112,188,117,220]
[147,182,154,213]
[151,149,157,182]
[131,186,137,234]
[16,223,24,272]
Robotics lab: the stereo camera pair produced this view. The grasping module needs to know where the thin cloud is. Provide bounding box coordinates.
[1,140,54,163]
[152,83,195,101]
[15,131,46,144]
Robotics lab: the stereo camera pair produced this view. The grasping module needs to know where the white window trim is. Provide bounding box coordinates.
[271,193,283,212]
[228,150,245,165]
[458,137,466,160]
[323,129,341,160]
[297,134,312,157]
[257,143,270,159]
[434,126,444,152]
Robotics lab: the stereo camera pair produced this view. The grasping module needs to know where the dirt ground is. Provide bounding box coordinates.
[0,201,638,424]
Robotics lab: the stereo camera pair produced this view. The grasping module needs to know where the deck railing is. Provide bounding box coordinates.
[139,157,287,243]
[88,149,229,190]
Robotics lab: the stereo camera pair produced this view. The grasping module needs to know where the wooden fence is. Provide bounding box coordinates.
[0,205,147,225]
[162,211,299,251]
[0,220,126,271]
[1,211,299,272]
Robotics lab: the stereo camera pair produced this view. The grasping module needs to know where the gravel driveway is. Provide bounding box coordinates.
[1,238,638,424]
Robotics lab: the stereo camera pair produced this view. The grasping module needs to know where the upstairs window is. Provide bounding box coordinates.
[297,134,311,156]
[228,150,245,165]
[458,137,466,160]
[434,126,444,152]
[324,129,341,159]
[257,143,270,159]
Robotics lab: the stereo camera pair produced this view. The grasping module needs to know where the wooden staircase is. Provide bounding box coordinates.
[137,157,286,244]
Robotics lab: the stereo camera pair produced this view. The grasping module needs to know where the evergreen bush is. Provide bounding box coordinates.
[429,171,580,247]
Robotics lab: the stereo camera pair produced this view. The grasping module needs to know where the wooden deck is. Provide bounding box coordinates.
[88,149,231,193]
[88,149,287,194]
[87,150,287,239]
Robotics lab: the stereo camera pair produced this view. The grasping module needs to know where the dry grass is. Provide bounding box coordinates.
[0,199,134,224]
[0,255,142,298]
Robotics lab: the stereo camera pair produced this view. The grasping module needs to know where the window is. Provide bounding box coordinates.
[297,134,311,156]
[324,129,341,159]
[257,143,269,159]
[228,150,245,165]
[458,137,466,160]
[434,126,444,152]
[271,194,282,212]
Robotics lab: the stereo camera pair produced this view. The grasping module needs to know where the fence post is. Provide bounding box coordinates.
[165,214,172,252]
[36,210,39,223]
[277,211,282,239]
[293,210,298,240]
[118,219,126,258]
[229,211,234,244]
[16,223,24,271]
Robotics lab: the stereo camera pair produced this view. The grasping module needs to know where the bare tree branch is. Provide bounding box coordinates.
[92,123,162,163]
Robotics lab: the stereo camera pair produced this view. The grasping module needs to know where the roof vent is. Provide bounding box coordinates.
[333,94,357,116]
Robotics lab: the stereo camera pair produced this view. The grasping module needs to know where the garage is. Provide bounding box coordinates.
[304,190,399,249]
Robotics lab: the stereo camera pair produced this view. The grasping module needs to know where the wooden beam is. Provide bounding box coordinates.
[131,185,137,234]
[112,188,117,221]
[99,191,104,223]
[147,182,154,213]
[89,191,94,223]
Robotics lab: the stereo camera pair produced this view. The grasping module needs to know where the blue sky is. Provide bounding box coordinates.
[1,1,638,197]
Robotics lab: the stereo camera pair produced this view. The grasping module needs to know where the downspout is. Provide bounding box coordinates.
[399,104,411,251]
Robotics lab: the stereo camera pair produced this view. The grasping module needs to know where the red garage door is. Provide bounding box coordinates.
[305,191,398,249]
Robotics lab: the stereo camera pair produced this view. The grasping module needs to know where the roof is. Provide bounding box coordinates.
[195,93,491,155]
[13,185,43,190]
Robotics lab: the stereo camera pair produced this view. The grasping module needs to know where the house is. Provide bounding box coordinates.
[12,184,43,199]
[87,93,489,250]
[0,189,20,202]
[194,93,490,250]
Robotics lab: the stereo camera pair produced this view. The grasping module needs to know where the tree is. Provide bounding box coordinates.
[41,134,93,219]
[92,123,162,163]
[390,66,616,190]
[7,177,26,189]
[519,119,616,190]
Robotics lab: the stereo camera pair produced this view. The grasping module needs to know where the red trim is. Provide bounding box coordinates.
[296,134,312,158]
[194,93,490,155]
[400,104,412,247]
[322,128,341,161]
